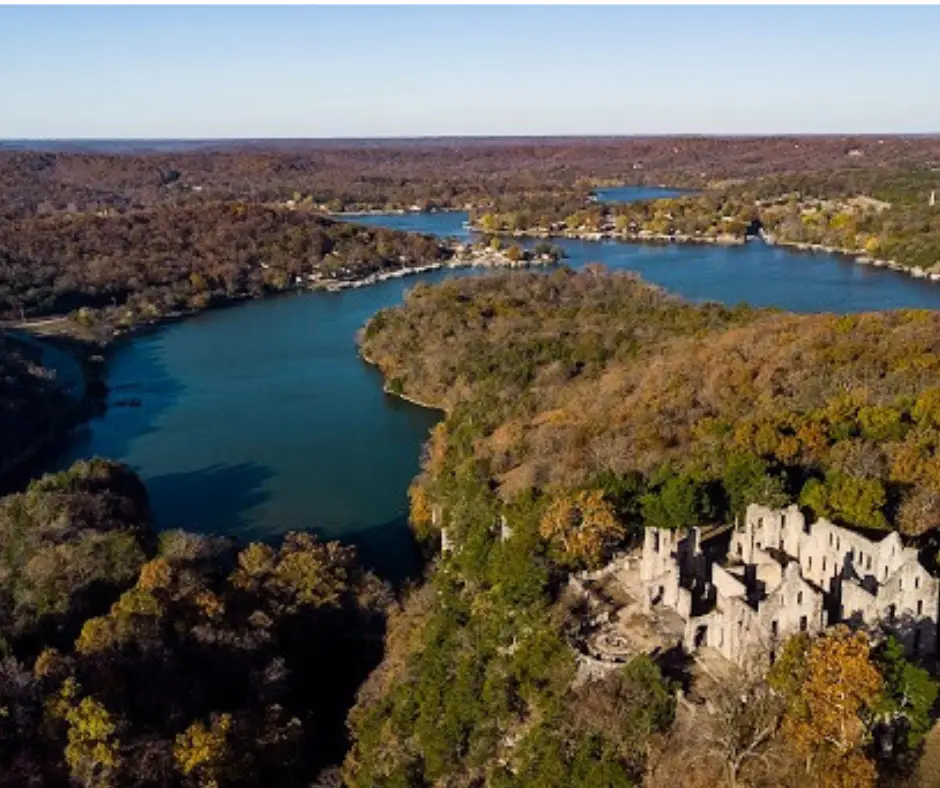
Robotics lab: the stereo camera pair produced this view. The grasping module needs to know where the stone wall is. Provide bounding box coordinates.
[642,503,940,664]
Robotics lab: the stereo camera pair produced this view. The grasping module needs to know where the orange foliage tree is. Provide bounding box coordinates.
[539,489,625,568]
[771,626,883,788]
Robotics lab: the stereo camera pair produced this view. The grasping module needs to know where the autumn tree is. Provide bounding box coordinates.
[47,679,122,788]
[539,489,625,568]
[408,481,435,541]
[174,713,234,788]
[771,627,883,787]
[229,533,353,613]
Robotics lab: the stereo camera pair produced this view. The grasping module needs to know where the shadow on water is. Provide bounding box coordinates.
[341,515,424,586]
[48,336,188,473]
[144,461,272,535]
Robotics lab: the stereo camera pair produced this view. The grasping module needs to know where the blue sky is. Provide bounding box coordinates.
[2,5,939,138]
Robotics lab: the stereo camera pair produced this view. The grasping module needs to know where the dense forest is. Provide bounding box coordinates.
[362,268,940,536]
[4,138,940,787]
[0,459,391,787]
[349,268,940,786]
[3,136,940,219]
[2,139,939,342]
[0,204,447,337]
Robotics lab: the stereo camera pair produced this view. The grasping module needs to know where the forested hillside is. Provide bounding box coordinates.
[362,268,940,537]
[347,268,940,787]
[3,136,939,219]
[0,204,446,337]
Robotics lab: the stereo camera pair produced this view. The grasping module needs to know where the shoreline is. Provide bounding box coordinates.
[471,222,940,283]
[325,207,461,218]
[357,347,448,414]
[0,330,106,487]
[468,223,746,247]
[308,247,557,292]
[5,207,937,487]
[764,236,940,281]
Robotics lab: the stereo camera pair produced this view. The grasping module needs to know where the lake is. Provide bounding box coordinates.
[46,191,940,580]
[592,185,692,202]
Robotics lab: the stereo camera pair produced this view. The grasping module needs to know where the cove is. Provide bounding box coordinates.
[50,274,473,583]
[44,192,940,582]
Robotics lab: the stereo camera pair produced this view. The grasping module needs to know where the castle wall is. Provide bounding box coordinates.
[646,505,940,664]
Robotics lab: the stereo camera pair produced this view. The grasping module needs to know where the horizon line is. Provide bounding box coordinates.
[5,132,940,142]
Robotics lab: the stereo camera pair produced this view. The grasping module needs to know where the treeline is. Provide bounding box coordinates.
[0,334,70,476]
[0,203,447,337]
[347,269,940,787]
[0,459,391,787]
[4,137,940,219]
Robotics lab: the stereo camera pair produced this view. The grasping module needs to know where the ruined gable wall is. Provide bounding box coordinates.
[754,565,826,646]
[640,527,683,612]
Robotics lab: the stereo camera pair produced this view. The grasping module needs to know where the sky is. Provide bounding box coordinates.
[2,5,939,139]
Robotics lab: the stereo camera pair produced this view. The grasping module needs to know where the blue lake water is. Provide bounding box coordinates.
[45,190,940,580]
[593,185,692,202]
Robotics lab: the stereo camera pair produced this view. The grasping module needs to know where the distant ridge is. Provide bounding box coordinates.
[4,134,940,155]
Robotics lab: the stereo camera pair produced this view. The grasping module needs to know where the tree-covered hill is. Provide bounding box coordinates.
[0,204,447,337]
[0,460,392,787]
[362,267,940,538]
[349,268,940,787]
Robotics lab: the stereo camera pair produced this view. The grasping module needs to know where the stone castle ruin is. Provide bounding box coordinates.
[640,503,939,665]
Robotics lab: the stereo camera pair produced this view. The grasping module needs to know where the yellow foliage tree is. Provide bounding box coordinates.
[47,680,122,788]
[229,534,349,613]
[112,587,163,618]
[76,586,164,655]
[274,543,345,609]
[774,626,882,786]
[65,697,122,787]
[229,543,275,592]
[75,616,117,656]
[539,489,625,568]
[408,482,434,534]
[913,388,940,429]
[138,557,173,591]
[425,422,449,477]
[194,590,225,622]
[174,713,233,788]
[33,647,64,680]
